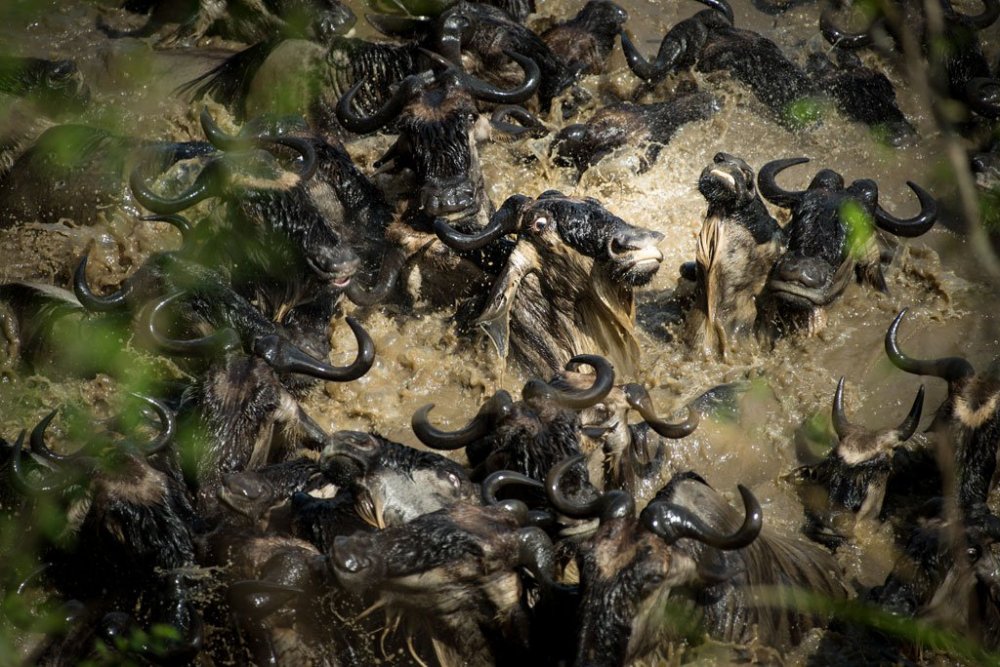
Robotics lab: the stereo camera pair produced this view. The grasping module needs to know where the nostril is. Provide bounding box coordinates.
[779,258,826,287]
[333,536,370,573]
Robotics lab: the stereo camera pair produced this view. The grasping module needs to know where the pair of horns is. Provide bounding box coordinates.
[546,454,762,548]
[336,49,540,135]
[758,157,938,237]
[131,109,317,215]
[145,292,374,382]
[412,355,614,450]
[832,376,924,442]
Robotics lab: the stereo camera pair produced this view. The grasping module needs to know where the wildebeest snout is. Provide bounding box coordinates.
[421,178,478,218]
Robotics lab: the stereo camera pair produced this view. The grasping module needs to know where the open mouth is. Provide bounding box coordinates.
[620,246,664,278]
[768,277,846,308]
[306,257,357,288]
[709,168,737,189]
[769,257,854,308]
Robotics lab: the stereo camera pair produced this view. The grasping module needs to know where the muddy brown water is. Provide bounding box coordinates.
[1,0,999,664]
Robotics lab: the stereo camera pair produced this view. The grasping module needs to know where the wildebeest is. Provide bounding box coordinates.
[789,376,926,547]
[434,191,663,375]
[620,0,821,125]
[9,398,204,663]
[0,54,89,116]
[129,110,366,342]
[820,0,1000,117]
[551,91,720,175]
[99,0,356,44]
[886,309,1000,521]
[320,429,477,527]
[0,124,215,227]
[547,456,849,664]
[757,158,937,334]
[684,152,784,357]
[329,501,565,666]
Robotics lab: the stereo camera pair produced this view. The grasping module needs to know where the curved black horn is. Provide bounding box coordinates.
[412,390,513,450]
[521,354,615,409]
[130,393,176,456]
[885,309,975,385]
[516,527,575,597]
[144,292,242,357]
[261,135,318,182]
[490,106,548,138]
[73,255,131,313]
[545,454,634,520]
[623,384,700,439]
[345,248,405,307]
[335,71,433,134]
[464,50,540,105]
[943,0,1000,29]
[139,214,193,246]
[641,484,762,549]
[200,107,318,180]
[199,107,245,151]
[820,3,875,49]
[253,317,374,382]
[10,431,80,496]
[481,470,543,505]
[758,157,811,208]
[894,385,924,441]
[130,159,223,215]
[873,182,937,238]
[831,377,852,439]
[620,29,688,83]
[433,193,528,251]
[29,410,82,463]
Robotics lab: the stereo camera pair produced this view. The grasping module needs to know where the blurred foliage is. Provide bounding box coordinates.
[841,198,875,261]
[784,96,825,130]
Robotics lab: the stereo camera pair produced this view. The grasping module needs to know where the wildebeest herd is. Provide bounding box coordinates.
[0,0,999,664]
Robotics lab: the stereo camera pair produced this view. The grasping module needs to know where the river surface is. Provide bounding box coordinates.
[0,0,999,664]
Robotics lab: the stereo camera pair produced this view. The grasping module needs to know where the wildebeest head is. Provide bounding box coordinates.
[436,0,573,110]
[804,49,916,147]
[329,502,561,665]
[687,153,784,357]
[337,53,538,228]
[216,456,332,526]
[436,192,664,374]
[553,92,720,175]
[546,458,764,665]
[540,0,629,77]
[789,376,924,541]
[10,397,197,589]
[319,430,476,527]
[886,309,1000,514]
[758,158,937,321]
[413,355,615,482]
[130,109,362,294]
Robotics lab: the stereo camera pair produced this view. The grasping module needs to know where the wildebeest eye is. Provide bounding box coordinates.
[46,62,75,86]
[530,215,550,233]
[968,545,983,562]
